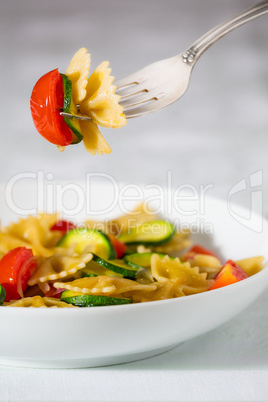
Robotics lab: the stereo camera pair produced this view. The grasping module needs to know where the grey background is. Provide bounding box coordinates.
[0,0,267,211]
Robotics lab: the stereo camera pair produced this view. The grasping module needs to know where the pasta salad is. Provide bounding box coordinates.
[0,204,264,308]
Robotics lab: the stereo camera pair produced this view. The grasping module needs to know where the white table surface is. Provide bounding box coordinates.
[0,0,268,401]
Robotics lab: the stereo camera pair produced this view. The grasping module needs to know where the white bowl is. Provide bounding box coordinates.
[0,180,267,368]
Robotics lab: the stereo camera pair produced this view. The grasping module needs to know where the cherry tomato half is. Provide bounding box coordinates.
[209,260,248,291]
[188,245,218,258]
[50,220,77,234]
[0,247,38,302]
[182,244,218,261]
[30,69,73,146]
[108,235,127,259]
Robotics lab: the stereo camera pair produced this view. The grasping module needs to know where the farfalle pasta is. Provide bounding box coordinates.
[0,205,264,308]
[65,48,126,154]
[53,276,157,296]
[79,61,125,128]
[0,214,61,258]
[151,255,213,295]
[65,47,91,104]
[28,251,93,285]
[4,296,77,308]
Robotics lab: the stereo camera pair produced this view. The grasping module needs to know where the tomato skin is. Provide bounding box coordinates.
[209,260,248,291]
[43,284,65,299]
[50,220,77,234]
[189,245,218,258]
[182,244,218,261]
[30,69,73,146]
[0,248,38,302]
[108,235,127,259]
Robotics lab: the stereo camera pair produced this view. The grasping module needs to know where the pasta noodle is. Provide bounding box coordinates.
[150,254,214,295]
[187,254,222,278]
[4,296,77,308]
[65,48,126,155]
[80,120,111,155]
[235,256,264,277]
[79,61,126,128]
[28,251,93,285]
[65,47,91,104]
[53,276,157,296]
[0,214,61,258]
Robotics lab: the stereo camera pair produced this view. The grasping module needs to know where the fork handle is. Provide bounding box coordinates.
[182,1,268,64]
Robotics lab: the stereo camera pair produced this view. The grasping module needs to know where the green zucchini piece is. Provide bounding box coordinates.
[58,229,116,260]
[61,290,132,307]
[124,252,168,269]
[0,285,6,305]
[91,255,154,283]
[80,272,98,278]
[92,254,139,279]
[80,259,123,278]
[60,73,83,144]
[118,220,175,245]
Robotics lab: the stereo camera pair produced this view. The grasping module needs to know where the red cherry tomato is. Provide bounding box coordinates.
[182,244,218,261]
[108,235,127,259]
[189,245,218,258]
[30,69,73,146]
[50,220,77,234]
[0,248,38,302]
[209,260,248,291]
[43,284,65,299]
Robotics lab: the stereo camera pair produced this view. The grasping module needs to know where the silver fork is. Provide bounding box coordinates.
[115,1,268,119]
[61,1,268,123]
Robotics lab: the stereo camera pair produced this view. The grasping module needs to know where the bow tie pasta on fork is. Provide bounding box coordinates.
[30,48,126,155]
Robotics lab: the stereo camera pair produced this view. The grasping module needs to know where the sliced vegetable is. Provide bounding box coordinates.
[58,228,116,259]
[50,220,77,233]
[80,259,123,278]
[80,271,98,278]
[108,235,127,258]
[60,73,83,143]
[0,285,6,305]
[209,260,248,291]
[182,244,218,261]
[124,252,169,269]
[92,254,140,279]
[43,285,65,299]
[61,290,132,307]
[30,69,79,146]
[118,220,175,245]
[0,248,37,302]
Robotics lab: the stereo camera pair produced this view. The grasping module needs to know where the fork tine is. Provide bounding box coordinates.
[116,79,153,99]
[114,73,146,90]
[118,87,147,100]
[120,92,157,109]
[124,97,166,119]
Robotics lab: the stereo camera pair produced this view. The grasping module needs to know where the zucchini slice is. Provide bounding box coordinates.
[92,254,139,279]
[61,73,83,144]
[124,252,168,269]
[80,260,123,278]
[61,290,132,307]
[0,285,6,305]
[118,220,175,245]
[58,229,116,260]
